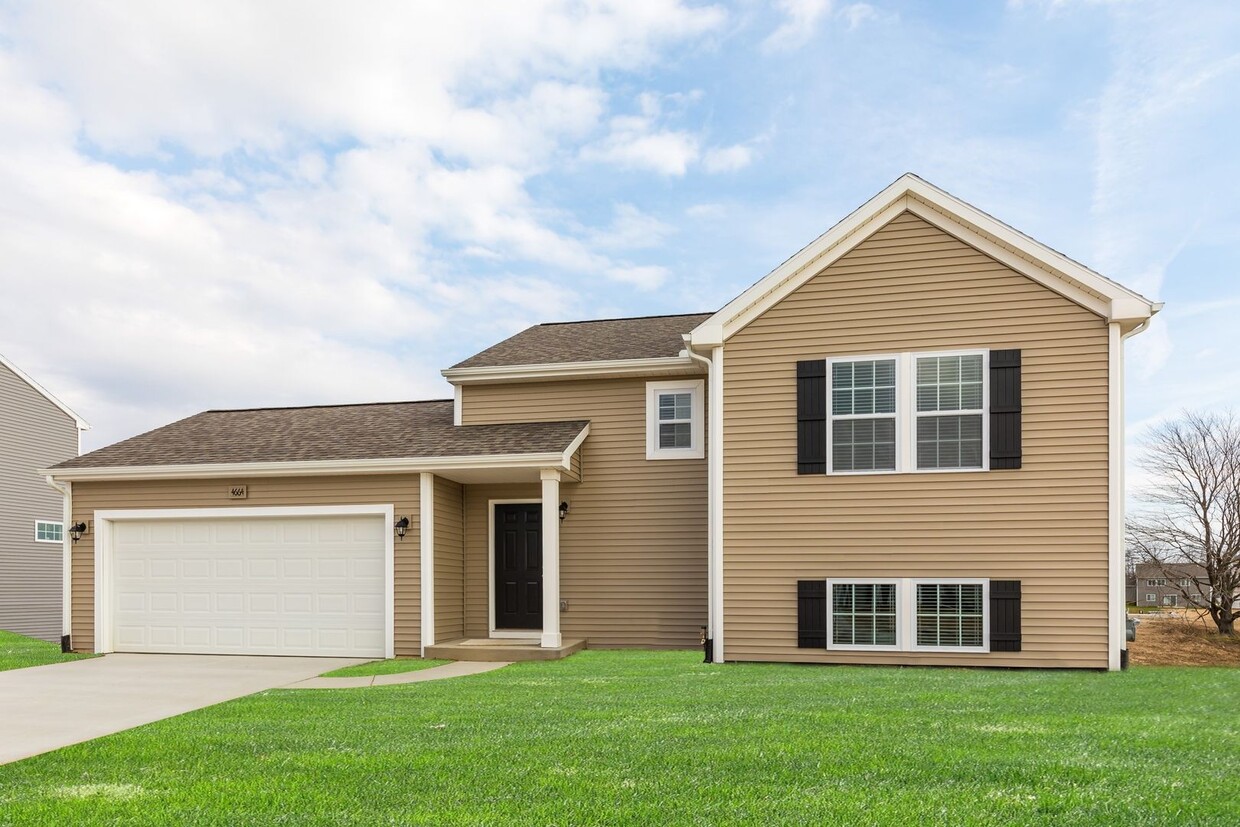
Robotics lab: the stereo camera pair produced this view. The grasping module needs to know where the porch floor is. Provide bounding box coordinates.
[426,638,586,662]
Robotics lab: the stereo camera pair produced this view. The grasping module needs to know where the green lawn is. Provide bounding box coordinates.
[320,657,450,678]
[0,651,1236,825]
[0,630,93,673]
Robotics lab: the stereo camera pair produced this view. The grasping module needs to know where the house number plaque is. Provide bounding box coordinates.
[229,485,248,499]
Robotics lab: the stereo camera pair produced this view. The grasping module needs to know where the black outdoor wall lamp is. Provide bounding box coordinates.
[559,501,570,521]
[394,516,410,540]
[68,522,87,543]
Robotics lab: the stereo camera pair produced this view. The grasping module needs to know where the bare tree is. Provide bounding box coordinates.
[1127,411,1240,636]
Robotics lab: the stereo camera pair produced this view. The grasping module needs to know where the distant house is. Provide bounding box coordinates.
[0,353,89,642]
[1134,562,1209,608]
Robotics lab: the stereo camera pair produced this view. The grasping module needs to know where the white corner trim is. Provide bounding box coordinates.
[1107,322,1124,671]
[689,174,1158,346]
[645,379,706,461]
[0,351,90,430]
[91,504,396,658]
[453,384,462,426]
[45,476,72,639]
[420,472,434,655]
[442,356,703,384]
[709,346,724,663]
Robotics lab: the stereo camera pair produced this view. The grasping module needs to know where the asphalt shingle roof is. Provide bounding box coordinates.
[54,400,588,469]
[450,312,714,369]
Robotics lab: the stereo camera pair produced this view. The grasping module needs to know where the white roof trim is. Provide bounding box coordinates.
[689,173,1160,347]
[0,352,90,430]
[443,356,702,384]
[41,446,583,482]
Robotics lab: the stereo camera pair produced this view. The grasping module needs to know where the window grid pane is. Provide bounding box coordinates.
[916,583,984,648]
[831,358,897,473]
[659,422,692,449]
[916,354,983,471]
[35,521,63,542]
[832,583,898,646]
[658,392,692,422]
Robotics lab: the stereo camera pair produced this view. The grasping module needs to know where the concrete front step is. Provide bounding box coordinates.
[425,638,586,662]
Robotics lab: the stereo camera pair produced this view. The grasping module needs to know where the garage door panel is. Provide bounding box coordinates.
[111,515,386,657]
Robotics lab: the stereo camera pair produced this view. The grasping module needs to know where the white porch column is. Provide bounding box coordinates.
[540,469,562,648]
[420,472,435,656]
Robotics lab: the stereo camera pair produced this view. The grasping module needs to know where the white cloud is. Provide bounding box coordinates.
[0,1,729,448]
[582,114,702,175]
[702,143,754,173]
[763,0,834,51]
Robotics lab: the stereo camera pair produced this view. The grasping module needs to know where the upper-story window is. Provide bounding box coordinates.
[831,358,897,472]
[916,354,985,470]
[646,379,704,460]
[826,350,987,474]
[35,520,63,543]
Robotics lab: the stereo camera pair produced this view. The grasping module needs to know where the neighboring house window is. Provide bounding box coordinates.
[1146,578,1166,587]
[824,350,987,475]
[1163,595,1178,607]
[645,380,704,460]
[1145,593,1156,602]
[35,520,63,543]
[825,578,989,652]
[915,354,984,470]
[830,358,897,472]
[1178,579,1190,587]
[915,582,985,648]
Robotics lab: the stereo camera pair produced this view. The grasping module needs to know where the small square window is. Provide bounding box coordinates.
[35,521,63,543]
[646,380,704,460]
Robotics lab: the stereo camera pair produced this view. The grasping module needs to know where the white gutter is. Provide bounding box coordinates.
[45,475,72,650]
[683,337,724,663]
[40,446,585,483]
[443,356,702,385]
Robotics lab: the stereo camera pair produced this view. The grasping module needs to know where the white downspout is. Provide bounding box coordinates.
[684,337,724,663]
[45,475,72,651]
[1111,319,1149,670]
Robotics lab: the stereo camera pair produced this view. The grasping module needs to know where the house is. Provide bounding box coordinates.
[1,353,89,643]
[42,174,1160,670]
[1134,562,1209,608]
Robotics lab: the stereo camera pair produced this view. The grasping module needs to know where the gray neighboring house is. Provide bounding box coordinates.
[0,353,89,642]
[1134,562,1209,609]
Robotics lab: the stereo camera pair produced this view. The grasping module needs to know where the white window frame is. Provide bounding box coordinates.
[823,349,989,476]
[1146,578,1166,587]
[825,354,900,475]
[825,577,991,654]
[912,350,989,473]
[909,578,990,654]
[1145,593,1157,602]
[645,379,705,460]
[34,520,63,544]
[825,578,903,651]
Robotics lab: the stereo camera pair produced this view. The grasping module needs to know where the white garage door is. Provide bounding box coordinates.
[110,515,386,657]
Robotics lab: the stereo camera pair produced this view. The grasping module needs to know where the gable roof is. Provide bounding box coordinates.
[49,399,587,477]
[0,351,90,431]
[444,313,712,383]
[689,173,1162,347]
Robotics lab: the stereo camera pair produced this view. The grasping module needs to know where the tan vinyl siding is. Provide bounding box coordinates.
[0,362,78,642]
[433,475,464,642]
[461,377,707,647]
[723,211,1110,668]
[68,475,420,655]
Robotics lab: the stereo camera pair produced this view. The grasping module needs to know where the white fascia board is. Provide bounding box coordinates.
[42,450,576,482]
[0,352,91,430]
[442,356,702,384]
[689,173,1158,345]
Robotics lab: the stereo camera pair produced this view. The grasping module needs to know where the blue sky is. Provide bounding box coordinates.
[0,0,1236,461]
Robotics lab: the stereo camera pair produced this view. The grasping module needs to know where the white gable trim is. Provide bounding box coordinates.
[0,352,90,431]
[689,174,1160,347]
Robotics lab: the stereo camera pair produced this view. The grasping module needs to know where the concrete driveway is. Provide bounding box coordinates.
[0,653,364,765]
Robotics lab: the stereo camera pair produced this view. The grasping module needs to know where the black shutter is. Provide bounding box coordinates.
[797,580,827,648]
[990,580,1022,652]
[990,349,1022,470]
[797,360,826,474]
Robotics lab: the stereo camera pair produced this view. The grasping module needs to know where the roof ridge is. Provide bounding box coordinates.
[539,311,715,327]
[205,399,453,414]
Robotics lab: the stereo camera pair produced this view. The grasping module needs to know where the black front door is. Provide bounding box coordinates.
[494,503,542,629]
